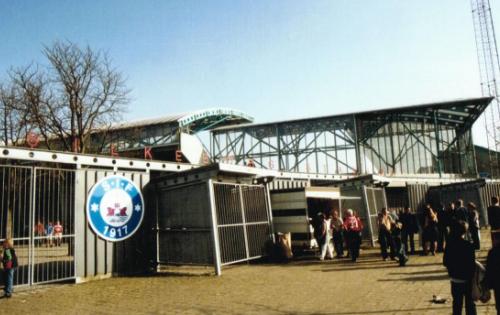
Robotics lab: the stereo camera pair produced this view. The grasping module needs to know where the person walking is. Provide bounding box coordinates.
[378,208,395,260]
[466,203,481,250]
[313,213,326,259]
[436,203,448,252]
[487,196,500,244]
[2,239,17,298]
[343,209,363,262]
[400,206,418,255]
[320,212,334,260]
[443,221,477,315]
[331,210,345,258]
[392,222,408,266]
[423,205,439,256]
[485,231,500,315]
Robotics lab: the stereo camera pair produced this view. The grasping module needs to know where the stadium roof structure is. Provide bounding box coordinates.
[110,108,254,133]
[212,97,493,135]
[210,96,494,177]
[97,108,253,152]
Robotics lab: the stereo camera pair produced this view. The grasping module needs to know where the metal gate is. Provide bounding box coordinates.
[362,186,388,246]
[0,165,75,287]
[212,182,273,267]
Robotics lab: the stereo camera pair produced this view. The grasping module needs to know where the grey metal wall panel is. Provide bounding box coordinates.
[95,171,107,276]
[75,169,150,280]
[407,184,428,213]
[85,171,96,277]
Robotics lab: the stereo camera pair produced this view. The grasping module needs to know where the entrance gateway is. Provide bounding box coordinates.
[2,146,498,287]
[0,146,188,287]
[0,146,279,286]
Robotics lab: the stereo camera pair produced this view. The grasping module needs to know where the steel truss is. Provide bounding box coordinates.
[211,98,492,177]
[471,0,500,177]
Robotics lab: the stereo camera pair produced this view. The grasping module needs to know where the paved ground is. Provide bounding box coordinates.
[1,233,498,315]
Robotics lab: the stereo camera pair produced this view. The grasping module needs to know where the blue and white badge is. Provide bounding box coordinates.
[86,175,145,242]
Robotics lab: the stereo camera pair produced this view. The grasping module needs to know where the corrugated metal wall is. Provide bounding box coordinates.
[74,169,150,282]
[479,182,500,226]
[406,184,429,213]
[427,180,486,226]
[269,179,309,191]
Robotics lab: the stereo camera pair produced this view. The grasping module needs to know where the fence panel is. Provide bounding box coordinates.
[32,168,75,285]
[0,165,32,287]
[0,165,76,287]
[213,183,272,266]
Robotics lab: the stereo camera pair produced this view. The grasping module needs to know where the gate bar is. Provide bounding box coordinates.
[207,179,222,276]
[362,185,376,247]
[29,167,36,286]
[238,187,251,261]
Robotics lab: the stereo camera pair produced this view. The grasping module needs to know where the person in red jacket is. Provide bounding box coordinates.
[343,209,364,262]
[53,221,63,247]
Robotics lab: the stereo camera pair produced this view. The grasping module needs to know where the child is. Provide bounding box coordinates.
[2,239,18,298]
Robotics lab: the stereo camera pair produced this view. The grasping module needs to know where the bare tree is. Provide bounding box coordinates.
[9,65,56,149]
[7,41,130,153]
[0,82,32,146]
[43,41,130,153]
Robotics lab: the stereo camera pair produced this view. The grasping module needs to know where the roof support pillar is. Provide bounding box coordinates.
[433,110,443,178]
[352,114,362,175]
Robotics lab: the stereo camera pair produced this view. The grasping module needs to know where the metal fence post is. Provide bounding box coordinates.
[265,184,275,243]
[238,186,250,261]
[207,179,222,276]
[362,185,376,247]
[29,167,36,286]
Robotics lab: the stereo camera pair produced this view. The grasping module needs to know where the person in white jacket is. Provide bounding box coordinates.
[320,212,334,260]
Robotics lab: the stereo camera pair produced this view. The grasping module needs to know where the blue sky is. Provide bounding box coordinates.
[0,1,497,145]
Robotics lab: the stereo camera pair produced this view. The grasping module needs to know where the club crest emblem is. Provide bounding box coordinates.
[86,175,145,242]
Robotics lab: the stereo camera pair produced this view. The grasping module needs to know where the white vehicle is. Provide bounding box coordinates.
[270,186,362,249]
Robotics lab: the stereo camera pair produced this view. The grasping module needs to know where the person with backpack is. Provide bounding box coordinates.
[443,220,477,315]
[2,238,18,298]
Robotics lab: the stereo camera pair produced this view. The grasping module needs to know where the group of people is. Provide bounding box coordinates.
[34,220,64,247]
[313,208,363,262]
[440,196,500,315]
[377,207,410,266]
[375,198,482,263]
